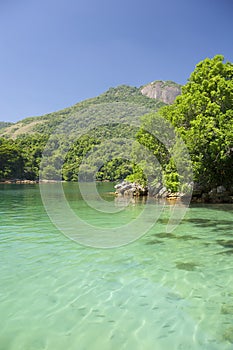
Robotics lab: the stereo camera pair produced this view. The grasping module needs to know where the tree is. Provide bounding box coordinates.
[129,55,233,193]
[0,139,24,179]
[15,134,48,180]
[157,55,233,190]
[128,112,193,193]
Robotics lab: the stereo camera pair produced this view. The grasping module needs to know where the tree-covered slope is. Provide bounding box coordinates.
[1,84,175,138]
[0,82,180,181]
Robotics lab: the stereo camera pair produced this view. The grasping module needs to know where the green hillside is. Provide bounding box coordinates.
[1,85,166,138]
[0,83,174,181]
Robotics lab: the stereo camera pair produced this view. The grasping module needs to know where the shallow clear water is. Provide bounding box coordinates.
[0,183,233,350]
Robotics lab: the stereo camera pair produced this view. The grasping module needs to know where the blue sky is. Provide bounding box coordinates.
[0,0,232,122]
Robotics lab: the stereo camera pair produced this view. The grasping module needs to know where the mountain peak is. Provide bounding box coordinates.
[140,80,181,104]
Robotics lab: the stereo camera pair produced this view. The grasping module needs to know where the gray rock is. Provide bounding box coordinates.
[158,186,167,196]
[217,185,226,194]
[209,188,217,196]
[141,81,181,105]
[115,181,148,196]
[149,182,163,196]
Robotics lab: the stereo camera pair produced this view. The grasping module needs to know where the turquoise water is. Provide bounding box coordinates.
[0,183,233,350]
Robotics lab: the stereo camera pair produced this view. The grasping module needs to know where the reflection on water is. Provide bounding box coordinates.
[114,194,148,207]
[0,184,233,349]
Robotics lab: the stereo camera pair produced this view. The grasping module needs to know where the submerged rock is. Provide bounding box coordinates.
[221,304,233,315]
[175,261,199,271]
[223,327,233,343]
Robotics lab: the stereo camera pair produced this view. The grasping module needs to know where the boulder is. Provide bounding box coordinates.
[217,185,226,194]
[114,181,148,196]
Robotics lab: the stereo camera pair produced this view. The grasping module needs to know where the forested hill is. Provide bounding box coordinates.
[0,81,181,182]
[0,82,181,138]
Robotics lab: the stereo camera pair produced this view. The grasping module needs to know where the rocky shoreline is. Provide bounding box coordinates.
[0,179,62,184]
[114,181,233,203]
[1,179,232,203]
[191,184,233,204]
[0,179,38,184]
[114,181,148,197]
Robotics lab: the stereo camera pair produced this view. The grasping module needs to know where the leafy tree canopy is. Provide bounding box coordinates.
[138,55,233,191]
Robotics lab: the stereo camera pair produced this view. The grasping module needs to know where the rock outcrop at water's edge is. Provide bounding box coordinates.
[114,181,148,196]
[114,181,183,199]
[192,184,233,203]
[114,180,233,203]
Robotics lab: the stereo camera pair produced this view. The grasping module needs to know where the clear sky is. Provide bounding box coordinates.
[0,0,232,122]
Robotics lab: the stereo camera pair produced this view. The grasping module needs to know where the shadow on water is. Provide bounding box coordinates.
[146,211,232,251]
[179,218,233,233]
[217,239,233,248]
[184,203,233,232]
[215,239,233,255]
[155,216,232,235]
[145,239,163,245]
[144,232,202,247]
[216,249,233,255]
[151,232,201,241]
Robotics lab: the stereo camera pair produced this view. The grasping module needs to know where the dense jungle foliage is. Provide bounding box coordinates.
[129,55,233,192]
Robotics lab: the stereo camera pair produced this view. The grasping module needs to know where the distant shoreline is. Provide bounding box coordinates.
[0,180,39,184]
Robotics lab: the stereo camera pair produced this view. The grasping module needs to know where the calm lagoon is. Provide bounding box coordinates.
[0,183,233,349]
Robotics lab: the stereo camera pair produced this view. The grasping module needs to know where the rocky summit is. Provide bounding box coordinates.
[141,80,181,104]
